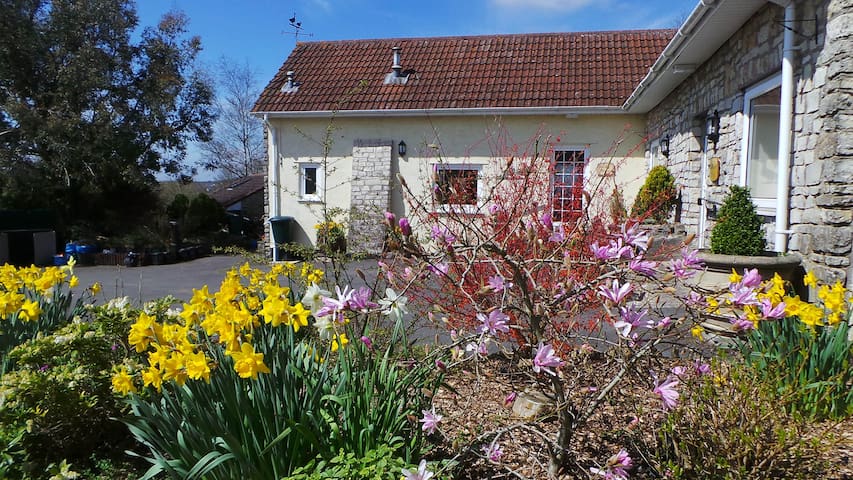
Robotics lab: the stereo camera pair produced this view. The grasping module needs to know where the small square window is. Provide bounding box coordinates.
[299,163,322,201]
[433,164,482,213]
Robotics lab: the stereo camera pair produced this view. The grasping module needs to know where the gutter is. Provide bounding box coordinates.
[774,2,795,252]
[622,0,718,111]
[252,105,627,119]
[262,113,283,260]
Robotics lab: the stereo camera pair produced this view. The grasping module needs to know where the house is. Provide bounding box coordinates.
[623,0,852,286]
[252,30,674,256]
[254,0,852,287]
[209,174,266,237]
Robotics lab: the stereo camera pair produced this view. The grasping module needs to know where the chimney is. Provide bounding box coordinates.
[391,47,402,77]
[286,71,295,88]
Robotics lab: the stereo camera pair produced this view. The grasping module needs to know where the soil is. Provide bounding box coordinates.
[429,354,853,480]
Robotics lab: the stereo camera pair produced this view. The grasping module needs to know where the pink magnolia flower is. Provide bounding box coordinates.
[401,459,434,480]
[427,262,449,276]
[384,211,396,226]
[730,316,756,331]
[359,335,373,351]
[760,298,786,319]
[730,286,760,306]
[653,375,680,410]
[533,343,564,376]
[669,248,704,279]
[591,448,633,480]
[398,217,412,236]
[482,442,504,463]
[477,310,511,335]
[349,286,378,311]
[621,222,650,252]
[419,407,443,435]
[430,225,456,244]
[686,291,706,306]
[315,285,354,319]
[598,279,634,305]
[488,275,512,292]
[629,257,657,276]
[504,391,517,406]
[540,212,553,229]
[614,306,648,338]
[653,316,673,329]
[694,360,711,376]
[435,359,446,371]
[465,341,488,357]
[488,203,501,215]
[591,239,631,260]
[548,224,565,243]
[740,268,763,288]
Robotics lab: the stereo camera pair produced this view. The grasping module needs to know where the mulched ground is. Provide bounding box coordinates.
[428,353,853,480]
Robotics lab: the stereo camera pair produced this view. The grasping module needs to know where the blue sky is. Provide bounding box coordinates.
[136,0,698,179]
[136,0,699,91]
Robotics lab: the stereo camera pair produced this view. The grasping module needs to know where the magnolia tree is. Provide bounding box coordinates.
[379,136,728,476]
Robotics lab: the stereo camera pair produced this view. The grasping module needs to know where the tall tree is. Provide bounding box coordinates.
[198,58,265,180]
[0,0,215,234]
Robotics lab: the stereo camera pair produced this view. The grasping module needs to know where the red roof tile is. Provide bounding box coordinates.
[254,30,675,114]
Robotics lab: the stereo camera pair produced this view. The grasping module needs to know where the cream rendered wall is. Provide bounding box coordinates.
[269,113,648,246]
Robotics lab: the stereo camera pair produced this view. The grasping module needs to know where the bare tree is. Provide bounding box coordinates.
[198,58,265,179]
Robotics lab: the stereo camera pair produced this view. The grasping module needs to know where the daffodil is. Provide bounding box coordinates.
[18,299,41,322]
[112,368,137,395]
[229,342,270,379]
[803,270,818,288]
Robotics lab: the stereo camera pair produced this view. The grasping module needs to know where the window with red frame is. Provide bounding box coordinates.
[552,149,586,222]
[434,166,479,206]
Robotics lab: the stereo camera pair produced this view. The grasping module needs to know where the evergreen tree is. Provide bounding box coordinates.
[0,0,215,234]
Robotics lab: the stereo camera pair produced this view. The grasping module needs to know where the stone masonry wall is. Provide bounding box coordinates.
[348,139,394,255]
[647,0,853,287]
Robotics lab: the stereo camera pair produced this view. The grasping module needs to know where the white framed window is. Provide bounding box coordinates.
[298,162,323,202]
[740,74,782,215]
[432,163,483,213]
[552,148,588,222]
[647,138,666,171]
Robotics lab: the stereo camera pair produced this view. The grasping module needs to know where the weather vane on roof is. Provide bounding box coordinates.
[283,13,313,41]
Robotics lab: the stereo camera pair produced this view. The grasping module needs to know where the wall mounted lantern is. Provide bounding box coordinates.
[398,140,407,157]
[706,110,721,150]
[661,134,670,158]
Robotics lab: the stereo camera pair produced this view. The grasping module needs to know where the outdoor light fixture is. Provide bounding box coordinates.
[398,140,407,157]
[707,110,721,149]
[661,134,670,158]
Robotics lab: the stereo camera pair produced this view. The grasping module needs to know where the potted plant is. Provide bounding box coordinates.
[696,185,802,292]
[630,165,677,225]
[315,220,347,254]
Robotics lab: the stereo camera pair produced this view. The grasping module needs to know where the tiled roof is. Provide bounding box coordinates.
[210,174,265,207]
[254,30,675,114]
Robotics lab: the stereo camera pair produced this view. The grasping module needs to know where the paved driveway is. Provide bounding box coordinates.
[73,255,382,306]
[73,255,254,305]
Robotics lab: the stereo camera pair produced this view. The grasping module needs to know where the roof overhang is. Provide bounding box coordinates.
[254,105,629,119]
[622,0,770,114]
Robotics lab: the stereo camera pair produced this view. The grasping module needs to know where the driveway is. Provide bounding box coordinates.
[72,254,382,306]
[73,255,254,305]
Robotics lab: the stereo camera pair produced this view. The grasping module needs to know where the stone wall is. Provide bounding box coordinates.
[348,139,394,255]
[647,0,853,287]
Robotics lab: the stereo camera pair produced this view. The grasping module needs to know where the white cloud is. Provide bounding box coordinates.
[309,0,332,13]
[491,0,596,11]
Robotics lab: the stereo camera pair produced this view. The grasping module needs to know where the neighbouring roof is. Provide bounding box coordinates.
[254,30,675,115]
[210,174,265,207]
